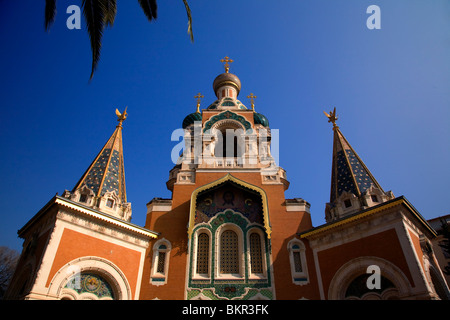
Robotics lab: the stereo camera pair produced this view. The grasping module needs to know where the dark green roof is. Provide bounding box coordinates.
[253,112,269,127]
[182,112,202,129]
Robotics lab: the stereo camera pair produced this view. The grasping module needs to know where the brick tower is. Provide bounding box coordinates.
[139,58,313,300]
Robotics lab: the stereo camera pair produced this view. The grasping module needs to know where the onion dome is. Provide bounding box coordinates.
[182,111,202,129]
[213,72,242,98]
[253,112,269,127]
[182,93,204,129]
[213,57,242,100]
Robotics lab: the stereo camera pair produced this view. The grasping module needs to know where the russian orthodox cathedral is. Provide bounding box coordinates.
[5,58,450,300]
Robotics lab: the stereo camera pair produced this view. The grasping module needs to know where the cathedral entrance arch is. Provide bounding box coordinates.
[48,256,132,300]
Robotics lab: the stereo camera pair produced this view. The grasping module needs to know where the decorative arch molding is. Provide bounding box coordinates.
[328,256,412,300]
[48,256,132,300]
[203,111,253,133]
[187,174,271,239]
[211,119,245,132]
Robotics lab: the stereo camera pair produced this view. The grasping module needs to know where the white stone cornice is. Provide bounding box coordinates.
[55,197,158,240]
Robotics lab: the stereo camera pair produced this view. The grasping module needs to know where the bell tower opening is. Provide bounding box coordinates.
[214,125,245,159]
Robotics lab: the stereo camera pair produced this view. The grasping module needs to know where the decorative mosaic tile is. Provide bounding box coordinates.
[65,272,114,299]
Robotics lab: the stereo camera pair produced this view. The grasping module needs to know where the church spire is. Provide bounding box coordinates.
[324,108,393,222]
[64,108,132,221]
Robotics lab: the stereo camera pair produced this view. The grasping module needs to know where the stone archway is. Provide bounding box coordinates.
[328,257,412,300]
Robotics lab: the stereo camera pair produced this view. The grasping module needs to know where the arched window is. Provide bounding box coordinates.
[288,239,308,285]
[222,133,239,158]
[213,124,245,159]
[249,232,263,274]
[220,230,239,274]
[63,272,115,300]
[151,239,171,285]
[344,273,398,300]
[156,245,167,273]
[79,194,88,203]
[429,265,450,300]
[292,245,303,273]
[196,232,210,275]
[106,199,114,208]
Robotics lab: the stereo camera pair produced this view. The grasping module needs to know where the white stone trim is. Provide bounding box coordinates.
[396,217,432,295]
[55,197,157,238]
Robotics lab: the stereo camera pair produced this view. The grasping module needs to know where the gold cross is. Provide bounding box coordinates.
[220,56,234,73]
[194,93,204,113]
[247,93,257,111]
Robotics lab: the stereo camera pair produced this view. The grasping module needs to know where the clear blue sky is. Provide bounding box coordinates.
[1,1,449,252]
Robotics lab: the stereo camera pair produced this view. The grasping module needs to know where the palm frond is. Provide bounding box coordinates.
[138,0,157,21]
[182,0,194,42]
[44,0,57,31]
[82,0,107,80]
[101,0,117,28]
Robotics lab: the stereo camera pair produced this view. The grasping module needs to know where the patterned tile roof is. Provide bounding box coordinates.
[330,127,384,204]
[72,121,127,203]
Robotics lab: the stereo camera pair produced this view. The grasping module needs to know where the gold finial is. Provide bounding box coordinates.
[247,93,257,111]
[115,107,128,126]
[220,56,234,73]
[194,93,204,113]
[323,107,338,129]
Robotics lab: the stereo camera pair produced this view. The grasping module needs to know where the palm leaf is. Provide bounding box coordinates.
[43,0,194,80]
[138,0,157,21]
[182,0,194,42]
[44,0,57,31]
[82,0,107,80]
[101,0,117,28]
